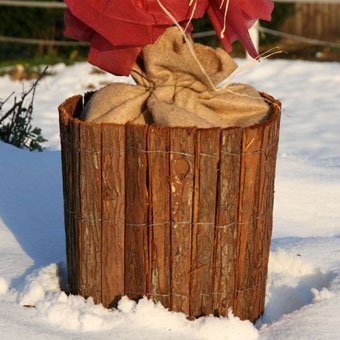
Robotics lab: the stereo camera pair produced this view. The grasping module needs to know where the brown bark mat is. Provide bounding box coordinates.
[58,92,281,321]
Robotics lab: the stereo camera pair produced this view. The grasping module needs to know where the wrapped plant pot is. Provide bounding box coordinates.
[59,90,280,321]
[61,0,279,322]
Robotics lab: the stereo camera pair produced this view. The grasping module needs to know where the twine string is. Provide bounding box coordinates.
[64,206,273,229]
[124,278,267,300]
[59,136,278,157]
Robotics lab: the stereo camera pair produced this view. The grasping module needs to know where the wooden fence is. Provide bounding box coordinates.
[58,92,281,321]
[279,2,340,40]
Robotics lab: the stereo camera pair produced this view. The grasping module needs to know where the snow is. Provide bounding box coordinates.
[0,58,340,340]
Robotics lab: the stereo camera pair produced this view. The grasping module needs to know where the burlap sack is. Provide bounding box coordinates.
[80,27,270,127]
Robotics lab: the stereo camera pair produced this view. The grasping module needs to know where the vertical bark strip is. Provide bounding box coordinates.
[169,127,196,315]
[233,123,263,319]
[124,124,149,300]
[190,128,220,317]
[59,95,83,295]
[252,95,281,320]
[213,127,242,316]
[147,125,171,308]
[78,120,102,303]
[101,124,125,308]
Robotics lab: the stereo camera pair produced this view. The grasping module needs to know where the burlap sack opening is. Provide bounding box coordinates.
[80,27,270,128]
[58,91,281,321]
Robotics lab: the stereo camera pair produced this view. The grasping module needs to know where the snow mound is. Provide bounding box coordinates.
[261,250,332,324]
[15,264,259,338]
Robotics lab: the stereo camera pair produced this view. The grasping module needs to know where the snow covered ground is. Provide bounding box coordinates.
[0,58,339,340]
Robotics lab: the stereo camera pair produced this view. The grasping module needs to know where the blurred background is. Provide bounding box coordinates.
[0,0,340,76]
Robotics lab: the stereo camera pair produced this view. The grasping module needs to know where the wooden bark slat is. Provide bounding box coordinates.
[190,128,220,317]
[147,125,171,307]
[213,127,242,316]
[78,120,102,302]
[252,97,281,320]
[69,114,81,295]
[233,123,264,319]
[59,95,82,295]
[169,127,196,315]
[124,124,149,300]
[101,124,126,308]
